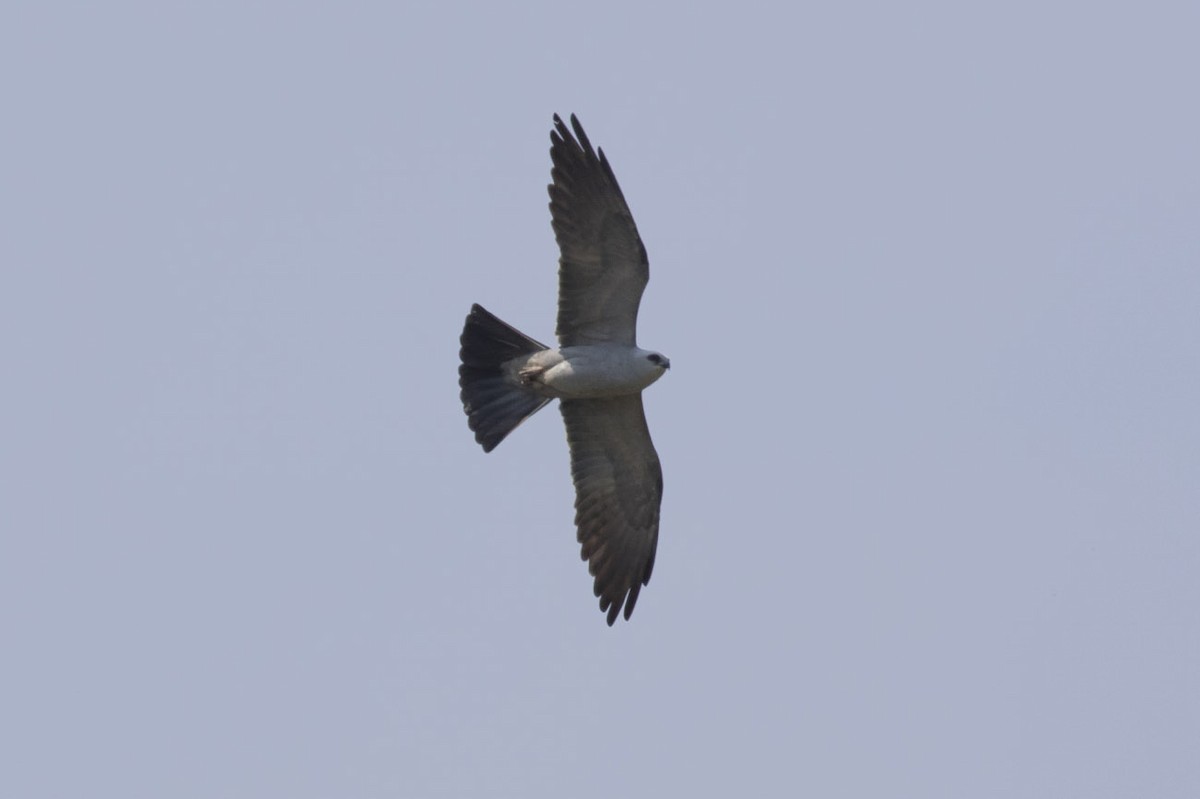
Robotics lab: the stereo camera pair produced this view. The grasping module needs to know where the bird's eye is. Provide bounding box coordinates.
[647,354,661,365]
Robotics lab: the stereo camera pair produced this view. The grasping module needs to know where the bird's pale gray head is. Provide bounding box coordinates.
[646,352,670,370]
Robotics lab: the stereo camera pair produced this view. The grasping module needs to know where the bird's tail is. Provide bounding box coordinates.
[459,303,552,452]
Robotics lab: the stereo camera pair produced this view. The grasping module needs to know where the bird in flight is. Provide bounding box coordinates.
[459,114,669,625]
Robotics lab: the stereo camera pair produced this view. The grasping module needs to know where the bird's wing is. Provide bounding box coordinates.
[549,114,648,348]
[560,395,662,624]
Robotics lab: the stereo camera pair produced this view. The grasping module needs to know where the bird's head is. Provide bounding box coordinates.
[645,352,671,371]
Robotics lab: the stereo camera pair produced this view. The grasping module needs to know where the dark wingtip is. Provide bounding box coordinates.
[551,113,570,144]
[598,587,642,626]
[550,113,595,156]
[624,584,642,621]
[569,114,594,156]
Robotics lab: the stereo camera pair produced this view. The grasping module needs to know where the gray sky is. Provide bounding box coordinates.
[3,2,1198,797]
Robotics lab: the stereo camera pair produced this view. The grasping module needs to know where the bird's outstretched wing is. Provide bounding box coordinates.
[549,114,649,347]
[560,395,662,624]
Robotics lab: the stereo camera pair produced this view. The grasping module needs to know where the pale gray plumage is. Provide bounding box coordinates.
[458,114,668,625]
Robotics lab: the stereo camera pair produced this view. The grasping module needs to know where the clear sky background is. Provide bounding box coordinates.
[3,2,1198,797]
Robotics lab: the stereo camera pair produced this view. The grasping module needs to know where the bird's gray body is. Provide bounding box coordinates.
[506,345,667,400]
[458,114,668,625]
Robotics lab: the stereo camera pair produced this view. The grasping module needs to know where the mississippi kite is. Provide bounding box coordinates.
[458,114,669,625]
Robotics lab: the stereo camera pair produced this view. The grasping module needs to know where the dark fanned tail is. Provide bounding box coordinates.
[459,304,551,452]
